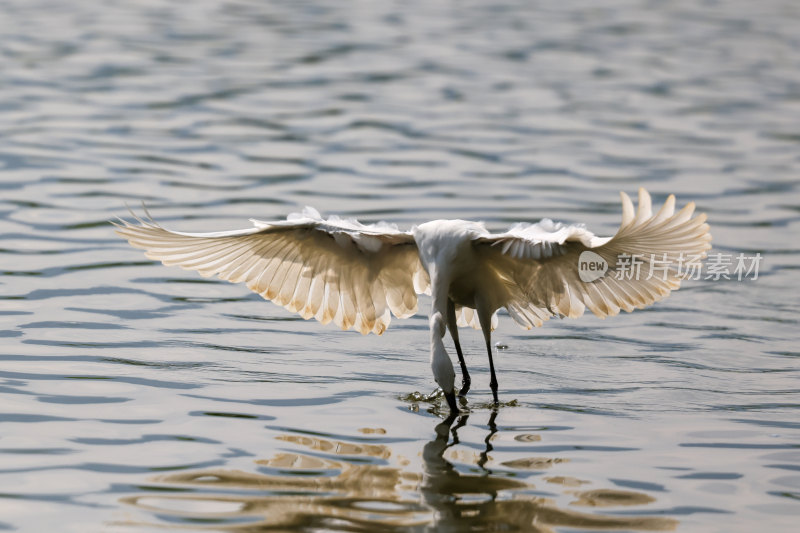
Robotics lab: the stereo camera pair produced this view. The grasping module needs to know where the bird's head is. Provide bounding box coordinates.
[429,313,455,398]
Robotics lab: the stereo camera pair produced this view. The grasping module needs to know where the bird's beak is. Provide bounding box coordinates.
[444,390,459,413]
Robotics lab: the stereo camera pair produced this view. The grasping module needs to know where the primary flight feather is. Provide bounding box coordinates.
[115,188,711,412]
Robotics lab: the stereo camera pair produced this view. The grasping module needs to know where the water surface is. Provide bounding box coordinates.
[1,0,799,531]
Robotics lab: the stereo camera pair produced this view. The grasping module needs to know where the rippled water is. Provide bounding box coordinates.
[2,0,799,531]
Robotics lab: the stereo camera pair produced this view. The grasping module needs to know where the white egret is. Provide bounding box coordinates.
[115,188,711,412]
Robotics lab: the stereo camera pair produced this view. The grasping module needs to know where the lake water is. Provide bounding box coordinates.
[1,0,799,531]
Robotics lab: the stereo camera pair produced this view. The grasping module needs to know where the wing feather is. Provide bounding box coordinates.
[474,188,712,327]
[320,268,340,326]
[114,211,428,335]
[291,253,319,316]
[620,191,635,227]
[338,264,358,331]
[227,239,274,283]
[300,251,326,319]
[277,253,304,308]
[372,282,391,335]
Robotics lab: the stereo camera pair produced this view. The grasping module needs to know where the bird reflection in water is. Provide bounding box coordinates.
[119,414,677,531]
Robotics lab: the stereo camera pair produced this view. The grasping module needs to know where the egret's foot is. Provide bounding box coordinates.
[444,390,459,413]
[458,378,471,397]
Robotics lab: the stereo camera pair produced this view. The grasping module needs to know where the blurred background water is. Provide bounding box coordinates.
[1,0,799,531]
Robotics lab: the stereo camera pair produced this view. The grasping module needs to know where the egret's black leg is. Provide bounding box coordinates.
[485,334,499,404]
[478,312,499,404]
[443,389,459,413]
[446,299,471,396]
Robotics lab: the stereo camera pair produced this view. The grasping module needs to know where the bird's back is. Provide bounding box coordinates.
[411,219,487,272]
[411,220,509,314]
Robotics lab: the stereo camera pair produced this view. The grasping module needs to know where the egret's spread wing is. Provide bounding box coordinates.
[474,188,712,328]
[453,305,499,331]
[114,208,429,335]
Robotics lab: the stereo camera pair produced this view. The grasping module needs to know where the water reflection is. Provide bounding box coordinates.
[119,414,677,531]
